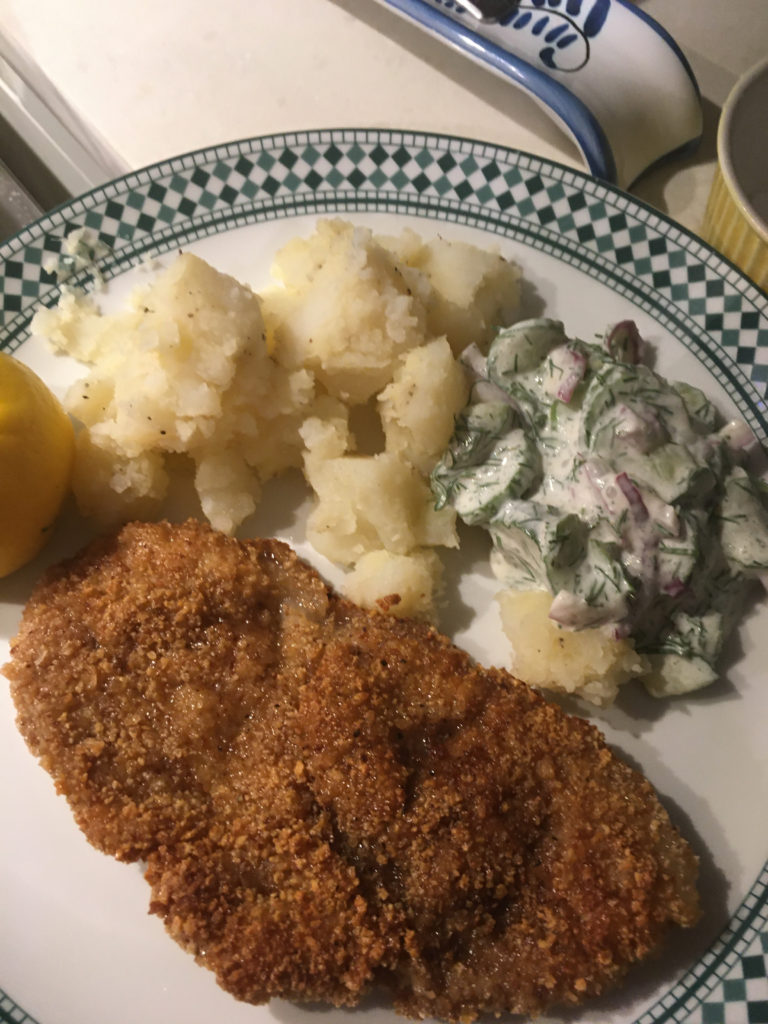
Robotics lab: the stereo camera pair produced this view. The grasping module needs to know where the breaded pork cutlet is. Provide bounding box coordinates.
[5,520,699,1021]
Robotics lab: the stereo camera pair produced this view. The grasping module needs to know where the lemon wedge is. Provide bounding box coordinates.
[0,351,75,577]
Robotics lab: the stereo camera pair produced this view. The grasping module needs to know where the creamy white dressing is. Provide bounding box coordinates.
[431,318,768,696]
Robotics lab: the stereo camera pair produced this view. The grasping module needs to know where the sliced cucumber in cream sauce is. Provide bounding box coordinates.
[431,316,768,697]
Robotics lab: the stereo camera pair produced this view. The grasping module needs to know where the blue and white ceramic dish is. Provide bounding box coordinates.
[0,129,766,1024]
[373,0,703,189]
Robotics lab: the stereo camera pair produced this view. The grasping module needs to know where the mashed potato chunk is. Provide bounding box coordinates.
[379,336,469,474]
[35,219,523,621]
[497,589,649,706]
[304,451,458,566]
[380,227,522,354]
[69,433,169,524]
[35,253,315,532]
[344,548,444,620]
[262,219,429,404]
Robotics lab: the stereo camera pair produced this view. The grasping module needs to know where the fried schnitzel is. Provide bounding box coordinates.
[4,520,699,1020]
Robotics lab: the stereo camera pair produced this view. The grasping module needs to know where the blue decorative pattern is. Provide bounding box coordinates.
[426,0,611,71]
[375,0,701,188]
[1,128,767,1024]
[503,0,610,70]
[376,0,619,180]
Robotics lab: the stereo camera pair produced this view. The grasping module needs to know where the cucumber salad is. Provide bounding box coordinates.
[431,318,768,699]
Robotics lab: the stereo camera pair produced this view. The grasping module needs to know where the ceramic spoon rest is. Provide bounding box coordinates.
[374,0,703,189]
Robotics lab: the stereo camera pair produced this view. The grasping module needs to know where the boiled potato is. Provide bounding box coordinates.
[34,220,526,629]
[497,588,649,706]
[262,219,429,404]
[344,548,444,620]
[36,253,315,531]
[379,336,469,474]
[379,228,522,354]
[304,451,458,565]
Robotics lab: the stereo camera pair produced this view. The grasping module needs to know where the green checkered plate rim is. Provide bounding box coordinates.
[1,128,767,1024]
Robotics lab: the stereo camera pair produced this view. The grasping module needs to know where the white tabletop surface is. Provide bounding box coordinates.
[1,0,767,236]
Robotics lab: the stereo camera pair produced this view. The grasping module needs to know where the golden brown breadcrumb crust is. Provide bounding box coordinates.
[4,519,699,1021]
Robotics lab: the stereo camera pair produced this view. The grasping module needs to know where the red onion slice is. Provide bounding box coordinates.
[605,320,644,363]
[616,472,648,522]
[556,347,588,403]
[662,577,687,597]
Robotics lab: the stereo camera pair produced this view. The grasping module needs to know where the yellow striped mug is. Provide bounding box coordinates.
[702,56,768,293]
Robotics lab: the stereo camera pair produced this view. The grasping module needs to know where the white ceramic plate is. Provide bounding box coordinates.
[1,129,767,1024]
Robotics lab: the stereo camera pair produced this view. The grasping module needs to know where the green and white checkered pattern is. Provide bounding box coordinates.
[0,989,38,1024]
[1,128,767,1024]
[2,130,767,413]
[692,932,768,1024]
[638,863,768,1024]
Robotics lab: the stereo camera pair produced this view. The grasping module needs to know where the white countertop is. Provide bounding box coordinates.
[1,0,767,236]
